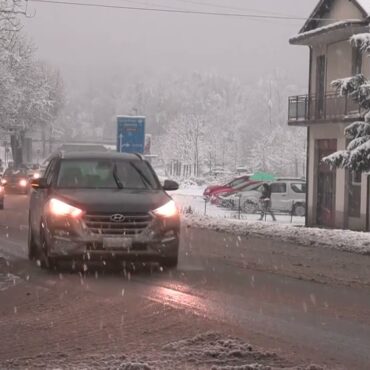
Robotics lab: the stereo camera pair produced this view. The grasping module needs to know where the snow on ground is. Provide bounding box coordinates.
[1,332,324,369]
[174,184,370,256]
[184,214,370,256]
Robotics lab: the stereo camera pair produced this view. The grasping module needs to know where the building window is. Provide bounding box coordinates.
[352,46,362,75]
[348,171,361,218]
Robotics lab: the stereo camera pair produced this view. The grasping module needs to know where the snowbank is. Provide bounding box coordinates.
[184,214,370,255]
[1,332,323,369]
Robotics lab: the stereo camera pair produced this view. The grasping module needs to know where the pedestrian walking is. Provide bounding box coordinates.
[258,183,276,221]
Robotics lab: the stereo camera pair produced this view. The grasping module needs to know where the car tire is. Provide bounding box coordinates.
[0,202,3,210]
[28,225,38,261]
[242,200,258,214]
[39,228,56,270]
[160,256,178,269]
[293,204,305,217]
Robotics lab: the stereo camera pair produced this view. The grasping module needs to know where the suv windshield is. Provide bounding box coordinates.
[56,159,160,190]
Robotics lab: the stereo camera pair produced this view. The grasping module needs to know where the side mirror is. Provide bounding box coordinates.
[163,179,179,191]
[31,178,49,190]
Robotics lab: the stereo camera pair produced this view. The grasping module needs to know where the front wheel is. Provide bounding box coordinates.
[293,204,305,217]
[39,228,56,270]
[28,225,37,261]
[242,200,258,214]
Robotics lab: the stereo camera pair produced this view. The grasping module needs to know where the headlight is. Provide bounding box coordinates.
[33,172,41,179]
[48,198,83,218]
[153,200,178,218]
[19,179,28,187]
[1,179,6,185]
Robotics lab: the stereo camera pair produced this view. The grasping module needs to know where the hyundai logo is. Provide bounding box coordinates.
[110,214,125,223]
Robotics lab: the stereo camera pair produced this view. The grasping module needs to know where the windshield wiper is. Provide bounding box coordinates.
[113,164,124,189]
[129,162,152,189]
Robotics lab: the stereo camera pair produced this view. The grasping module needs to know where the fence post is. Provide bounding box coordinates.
[291,201,295,223]
[204,198,207,216]
[296,96,299,121]
[238,195,241,220]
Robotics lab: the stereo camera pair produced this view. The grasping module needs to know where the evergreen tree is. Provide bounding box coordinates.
[324,34,370,172]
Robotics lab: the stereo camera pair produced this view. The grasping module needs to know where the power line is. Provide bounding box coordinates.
[29,0,340,22]
[163,0,297,18]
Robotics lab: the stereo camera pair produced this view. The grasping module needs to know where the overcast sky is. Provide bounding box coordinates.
[24,0,318,90]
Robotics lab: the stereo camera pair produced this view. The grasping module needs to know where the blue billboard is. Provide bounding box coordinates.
[117,116,146,154]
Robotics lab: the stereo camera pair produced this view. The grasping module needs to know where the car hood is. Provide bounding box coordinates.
[51,189,172,214]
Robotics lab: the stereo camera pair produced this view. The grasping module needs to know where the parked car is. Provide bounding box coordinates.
[218,182,263,209]
[1,168,30,194]
[211,180,262,206]
[28,151,180,269]
[238,179,306,216]
[203,174,252,199]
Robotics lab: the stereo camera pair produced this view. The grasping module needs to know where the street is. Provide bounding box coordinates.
[0,195,370,369]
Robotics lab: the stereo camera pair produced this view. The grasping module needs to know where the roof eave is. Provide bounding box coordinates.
[290,20,369,46]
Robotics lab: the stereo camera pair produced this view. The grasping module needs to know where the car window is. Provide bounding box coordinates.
[271,183,287,193]
[291,183,306,193]
[229,178,247,187]
[56,159,160,189]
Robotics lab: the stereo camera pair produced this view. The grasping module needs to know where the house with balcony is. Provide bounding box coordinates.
[288,0,370,230]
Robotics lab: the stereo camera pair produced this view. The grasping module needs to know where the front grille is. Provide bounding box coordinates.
[83,213,152,236]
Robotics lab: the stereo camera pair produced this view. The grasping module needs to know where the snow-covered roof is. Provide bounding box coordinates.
[290,20,368,45]
[356,0,370,16]
[299,0,370,35]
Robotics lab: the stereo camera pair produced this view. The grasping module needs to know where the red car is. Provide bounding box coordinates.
[203,175,251,200]
[210,180,262,205]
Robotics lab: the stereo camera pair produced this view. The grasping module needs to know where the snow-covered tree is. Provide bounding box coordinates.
[323,34,370,172]
[0,3,64,165]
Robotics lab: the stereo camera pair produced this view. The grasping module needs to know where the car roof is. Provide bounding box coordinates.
[49,151,144,161]
[276,177,305,181]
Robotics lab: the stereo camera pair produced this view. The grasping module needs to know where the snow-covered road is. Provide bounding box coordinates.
[0,196,370,369]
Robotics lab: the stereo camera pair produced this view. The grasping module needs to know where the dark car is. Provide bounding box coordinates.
[1,168,30,194]
[28,152,180,270]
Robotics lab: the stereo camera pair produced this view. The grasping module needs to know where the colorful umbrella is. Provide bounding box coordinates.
[250,172,276,182]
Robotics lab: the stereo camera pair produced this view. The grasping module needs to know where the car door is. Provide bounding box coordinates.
[289,182,306,203]
[30,158,58,239]
[270,182,289,211]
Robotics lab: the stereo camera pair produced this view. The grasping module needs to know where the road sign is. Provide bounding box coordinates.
[117,116,146,154]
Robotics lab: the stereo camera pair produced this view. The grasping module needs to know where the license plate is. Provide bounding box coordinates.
[103,237,132,249]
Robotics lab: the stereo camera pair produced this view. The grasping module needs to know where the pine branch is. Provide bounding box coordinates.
[344,121,370,140]
[322,150,350,169]
[331,74,367,97]
[351,33,370,54]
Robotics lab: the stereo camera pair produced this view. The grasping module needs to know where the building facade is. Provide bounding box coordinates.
[288,0,370,230]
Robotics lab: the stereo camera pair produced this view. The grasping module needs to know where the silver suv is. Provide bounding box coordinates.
[238,179,306,216]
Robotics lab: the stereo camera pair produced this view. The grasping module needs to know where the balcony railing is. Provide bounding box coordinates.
[288,93,362,124]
